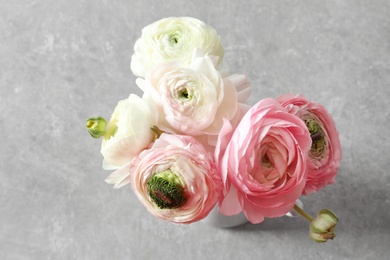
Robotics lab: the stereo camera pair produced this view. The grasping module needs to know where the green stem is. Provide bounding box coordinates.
[293,204,314,222]
[151,125,164,139]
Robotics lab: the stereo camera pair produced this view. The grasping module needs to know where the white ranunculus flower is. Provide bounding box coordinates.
[136,49,250,138]
[130,17,224,78]
[100,94,157,170]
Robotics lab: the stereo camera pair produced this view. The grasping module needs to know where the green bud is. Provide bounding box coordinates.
[310,209,338,243]
[86,116,107,138]
[147,169,187,209]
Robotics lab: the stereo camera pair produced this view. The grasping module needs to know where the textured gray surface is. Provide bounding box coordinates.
[1,0,390,259]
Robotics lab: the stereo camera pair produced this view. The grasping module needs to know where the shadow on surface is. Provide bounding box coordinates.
[219,162,390,236]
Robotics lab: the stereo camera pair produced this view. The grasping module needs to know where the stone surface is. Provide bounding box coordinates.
[1,0,390,259]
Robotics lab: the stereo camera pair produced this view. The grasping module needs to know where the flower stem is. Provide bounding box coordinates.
[293,204,314,222]
[151,125,164,139]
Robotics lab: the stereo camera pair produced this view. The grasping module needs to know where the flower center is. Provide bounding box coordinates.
[305,118,326,158]
[179,88,189,99]
[261,153,273,168]
[168,31,181,45]
[147,169,187,209]
[105,124,118,140]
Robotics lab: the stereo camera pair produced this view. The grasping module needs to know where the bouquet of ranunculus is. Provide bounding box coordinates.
[86,17,341,243]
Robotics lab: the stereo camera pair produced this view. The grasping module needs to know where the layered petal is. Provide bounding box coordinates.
[100,94,157,169]
[127,133,222,224]
[278,94,342,194]
[139,49,251,139]
[215,98,311,223]
[130,17,224,78]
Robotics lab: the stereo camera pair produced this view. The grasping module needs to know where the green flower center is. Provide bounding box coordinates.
[305,118,326,158]
[147,170,187,209]
[179,88,191,100]
[168,31,181,45]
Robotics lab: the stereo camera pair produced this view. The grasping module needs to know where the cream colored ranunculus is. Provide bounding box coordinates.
[100,94,157,170]
[130,17,224,77]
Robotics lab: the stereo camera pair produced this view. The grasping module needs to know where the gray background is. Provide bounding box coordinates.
[1,0,390,259]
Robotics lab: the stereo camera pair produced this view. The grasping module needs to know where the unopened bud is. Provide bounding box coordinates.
[310,209,338,243]
[86,116,107,138]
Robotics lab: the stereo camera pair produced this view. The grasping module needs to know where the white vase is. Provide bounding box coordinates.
[201,205,248,228]
[201,199,303,228]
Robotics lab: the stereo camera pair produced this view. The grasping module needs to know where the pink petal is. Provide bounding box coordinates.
[219,184,243,216]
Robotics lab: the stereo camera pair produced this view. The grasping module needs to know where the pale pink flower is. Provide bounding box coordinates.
[215,98,312,224]
[277,94,342,194]
[136,49,251,139]
[106,133,222,224]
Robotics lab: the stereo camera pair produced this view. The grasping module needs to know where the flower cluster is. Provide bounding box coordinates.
[87,17,341,242]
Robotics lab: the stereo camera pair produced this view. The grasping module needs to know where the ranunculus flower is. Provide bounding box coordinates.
[100,94,157,170]
[136,49,251,139]
[130,16,224,78]
[106,133,222,224]
[215,98,312,224]
[277,94,342,194]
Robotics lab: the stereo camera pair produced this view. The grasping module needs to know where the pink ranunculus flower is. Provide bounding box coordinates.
[215,98,312,224]
[106,133,222,224]
[277,94,342,194]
